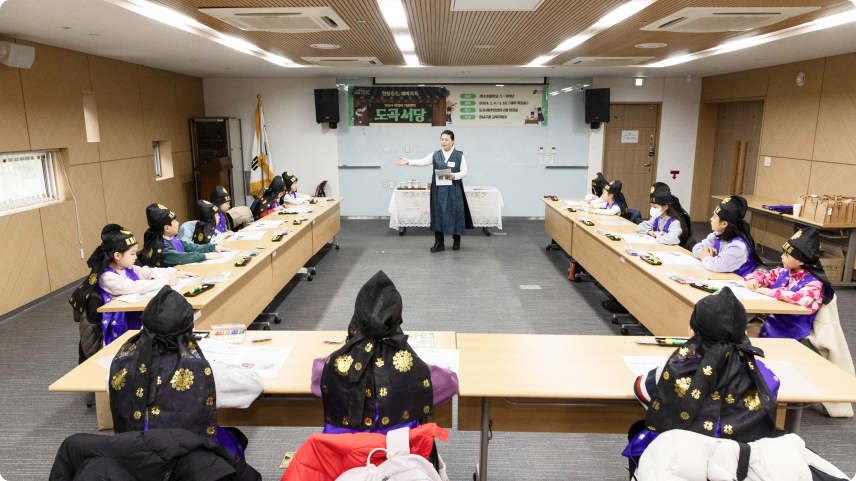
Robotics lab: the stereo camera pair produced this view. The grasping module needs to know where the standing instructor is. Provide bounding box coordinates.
[396,130,474,252]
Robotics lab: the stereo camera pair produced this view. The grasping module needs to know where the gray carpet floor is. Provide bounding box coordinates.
[1,219,854,480]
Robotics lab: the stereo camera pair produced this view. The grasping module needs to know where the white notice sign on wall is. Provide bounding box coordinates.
[621,130,639,143]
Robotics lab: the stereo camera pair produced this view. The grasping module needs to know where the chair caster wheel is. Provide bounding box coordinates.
[621,327,629,335]
[274,316,282,324]
[263,326,271,331]
[310,269,316,276]
[335,244,340,250]
[307,276,314,281]
[611,316,620,324]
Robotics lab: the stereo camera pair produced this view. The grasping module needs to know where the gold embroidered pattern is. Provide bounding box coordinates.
[652,401,660,410]
[423,379,430,388]
[691,389,701,400]
[207,426,216,435]
[365,389,371,398]
[379,387,388,397]
[703,366,712,376]
[170,369,194,391]
[726,394,735,404]
[791,230,803,240]
[423,406,430,414]
[157,376,162,385]
[134,411,141,420]
[322,385,328,394]
[711,391,721,401]
[680,412,689,420]
[381,417,389,425]
[151,406,160,415]
[88,273,98,285]
[376,358,385,368]
[365,343,373,352]
[335,355,353,376]
[674,377,692,398]
[678,347,689,357]
[204,367,211,376]
[354,362,363,371]
[402,411,410,420]
[648,426,656,431]
[393,350,413,372]
[139,364,147,373]
[197,233,204,242]
[723,424,733,435]
[639,433,646,440]
[136,388,144,397]
[146,248,153,258]
[111,369,128,390]
[364,418,372,426]
[663,371,669,380]
[743,389,762,411]
[774,376,779,381]
[747,362,755,370]
[343,417,349,426]
[206,397,214,406]
[703,421,713,431]
[187,341,196,350]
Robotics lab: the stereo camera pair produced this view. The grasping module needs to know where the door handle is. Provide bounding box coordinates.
[643,162,652,166]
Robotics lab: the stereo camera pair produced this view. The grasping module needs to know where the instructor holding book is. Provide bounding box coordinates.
[395,130,474,252]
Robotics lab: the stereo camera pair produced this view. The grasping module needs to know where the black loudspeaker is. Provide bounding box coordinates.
[314,88,340,128]
[585,88,610,129]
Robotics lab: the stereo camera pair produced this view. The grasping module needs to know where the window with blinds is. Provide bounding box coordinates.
[0,150,58,213]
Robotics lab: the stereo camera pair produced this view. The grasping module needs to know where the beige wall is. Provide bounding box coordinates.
[693,52,856,251]
[0,37,204,316]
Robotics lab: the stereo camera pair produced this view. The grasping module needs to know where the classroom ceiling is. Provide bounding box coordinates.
[1,0,856,78]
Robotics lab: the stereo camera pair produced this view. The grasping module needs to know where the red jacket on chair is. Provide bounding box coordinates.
[280,424,448,481]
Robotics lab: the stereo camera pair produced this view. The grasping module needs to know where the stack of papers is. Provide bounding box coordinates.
[252,220,286,229]
[414,348,459,374]
[187,250,241,265]
[563,200,587,206]
[620,233,659,244]
[656,252,703,269]
[406,332,435,348]
[224,231,266,241]
[199,339,293,378]
[600,220,631,226]
[280,206,315,213]
[200,271,232,284]
[706,280,777,301]
[622,356,668,376]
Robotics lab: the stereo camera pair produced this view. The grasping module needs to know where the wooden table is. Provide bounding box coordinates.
[542,198,809,335]
[712,194,856,287]
[49,329,456,431]
[99,198,343,330]
[457,333,856,481]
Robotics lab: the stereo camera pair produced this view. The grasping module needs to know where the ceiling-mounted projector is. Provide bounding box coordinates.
[0,41,36,69]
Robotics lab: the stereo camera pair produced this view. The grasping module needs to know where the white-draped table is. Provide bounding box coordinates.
[388,186,504,235]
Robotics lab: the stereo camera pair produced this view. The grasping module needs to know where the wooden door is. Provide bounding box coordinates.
[603,104,660,214]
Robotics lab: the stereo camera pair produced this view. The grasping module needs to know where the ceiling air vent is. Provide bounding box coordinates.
[563,57,653,67]
[641,7,819,33]
[198,7,349,33]
[302,57,384,67]
[450,0,545,11]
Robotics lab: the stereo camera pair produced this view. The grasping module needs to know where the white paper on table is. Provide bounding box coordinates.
[405,332,435,348]
[199,339,293,378]
[762,361,821,396]
[600,221,632,226]
[197,250,241,265]
[622,356,668,377]
[280,206,315,213]
[414,348,459,374]
[223,231,266,241]
[562,200,587,206]
[706,280,775,301]
[116,295,139,303]
[620,233,659,244]
[435,169,453,186]
[200,271,232,284]
[171,278,197,291]
[95,354,116,370]
[656,251,703,269]
[252,220,286,229]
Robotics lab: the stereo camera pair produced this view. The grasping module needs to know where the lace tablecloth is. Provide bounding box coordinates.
[388,187,504,230]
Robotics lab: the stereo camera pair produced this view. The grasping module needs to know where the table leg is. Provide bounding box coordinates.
[784,405,804,435]
[845,229,856,284]
[479,397,491,481]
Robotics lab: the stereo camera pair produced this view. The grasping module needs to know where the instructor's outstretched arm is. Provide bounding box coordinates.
[395,157,409,165]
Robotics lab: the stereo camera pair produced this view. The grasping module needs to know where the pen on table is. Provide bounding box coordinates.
[658,338,688,346]
[708,278,729,280]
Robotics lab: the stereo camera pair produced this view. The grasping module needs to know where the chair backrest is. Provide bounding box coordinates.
[628,208,643,225]
[681,236,698,251]
[315,180,328,198]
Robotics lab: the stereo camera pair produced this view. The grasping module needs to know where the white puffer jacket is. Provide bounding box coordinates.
[636,430,851,481]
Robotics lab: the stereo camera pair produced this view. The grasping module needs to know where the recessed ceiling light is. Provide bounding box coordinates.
[311,44,341,49]
[357,20,366,23]
[474,45,495,49]
[418,84,425,86]
[635,43,666,48]
[496,84,504,87]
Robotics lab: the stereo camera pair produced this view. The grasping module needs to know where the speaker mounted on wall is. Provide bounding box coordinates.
[584,88,610,130]
[314,88,340,129]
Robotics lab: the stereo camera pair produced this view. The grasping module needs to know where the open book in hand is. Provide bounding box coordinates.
[435,169,453,186]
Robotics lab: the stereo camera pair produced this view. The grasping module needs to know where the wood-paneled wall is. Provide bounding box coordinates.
[0,38,204,316]
[694,52,856,252]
